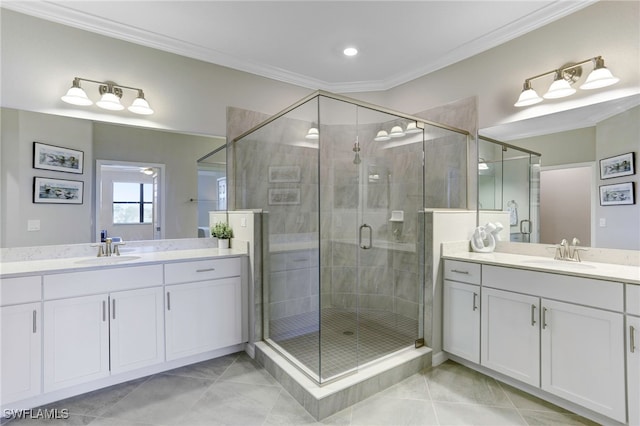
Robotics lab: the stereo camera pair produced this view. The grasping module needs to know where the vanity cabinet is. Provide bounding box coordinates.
[443,260,481,363]
[626,285,640,426]
[0,276,42,404]
[165,258,242,361]
[481,287,540,386]
[540,299,625,422]
[444,261,628,424]
[43,265,164,392]
[44,294,110,391]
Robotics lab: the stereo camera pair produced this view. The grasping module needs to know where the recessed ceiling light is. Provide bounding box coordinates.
[343,47,358,57]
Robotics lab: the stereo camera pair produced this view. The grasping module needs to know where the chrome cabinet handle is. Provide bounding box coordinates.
[631,325,637,354]
[112,299,116,320]
[542,307,548,329]
[102,301,106,322]
[359,224,372,250]
[196,268,216,273]
[167,292,171,311]
[32,310,37,333]
[472,293,478,311]
[531,305,537,326]
[451,269,469,275]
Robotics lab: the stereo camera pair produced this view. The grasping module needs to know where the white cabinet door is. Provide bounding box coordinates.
[165,277,242,361]
[443,280,480,363]
[541,299,625,423]
[44,294,110,392]
[0,302,41,404]
[110,287,165,374]
[627,315,640,426]
[481,288,540,386]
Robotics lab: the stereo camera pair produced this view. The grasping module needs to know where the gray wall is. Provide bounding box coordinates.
[1,109,93,247]
[595,106,640,250]
[1,109,220,247]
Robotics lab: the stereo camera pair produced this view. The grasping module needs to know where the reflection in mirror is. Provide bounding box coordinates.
[478,136,541,243]
[196,145,227,237]
[95,160,166,243]
[480,95,640,250]
[0,108,225,248]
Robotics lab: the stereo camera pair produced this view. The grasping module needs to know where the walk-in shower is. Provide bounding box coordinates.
[232,91,469,385]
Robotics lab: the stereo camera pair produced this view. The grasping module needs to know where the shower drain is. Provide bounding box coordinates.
[343,331,354,336]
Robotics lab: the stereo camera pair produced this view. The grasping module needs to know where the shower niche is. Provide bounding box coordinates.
[232,91,469,390]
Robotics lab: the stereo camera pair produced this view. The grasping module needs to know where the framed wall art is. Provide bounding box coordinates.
[268,165,300,183]
[268,188,300,205]
[599,182,635,206]
[33,177,84,204]
[33,141,84,174]
[599,152,634,180]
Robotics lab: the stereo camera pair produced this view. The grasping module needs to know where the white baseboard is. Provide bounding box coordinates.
[431,351,448,366]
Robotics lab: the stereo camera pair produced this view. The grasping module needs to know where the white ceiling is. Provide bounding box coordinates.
[2,0,595,93]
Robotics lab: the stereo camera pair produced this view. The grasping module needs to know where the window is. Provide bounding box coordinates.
[113,182,152,224]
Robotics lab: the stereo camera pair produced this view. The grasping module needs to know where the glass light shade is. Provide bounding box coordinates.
[128,97,154,115]
[478,161,489,170]
[580,67,619,90]
[389,126,405,138]
[96,92,124,110]
[514,88,543,107]
[374,130,390,141]
[543,77,576,99]
[61,86,93,106]
[405,122,422,134]
[305,127,319,140]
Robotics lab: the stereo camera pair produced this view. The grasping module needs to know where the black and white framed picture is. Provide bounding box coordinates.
[599,182,635,206]
[268,188,300,205]
[33,142,84,174]
[268,165,300,183]
[599,152,635,180]
[33,177,84,204]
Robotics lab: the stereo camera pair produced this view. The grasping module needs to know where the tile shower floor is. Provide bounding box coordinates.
[272,308,418,380]
[2,352,598,426]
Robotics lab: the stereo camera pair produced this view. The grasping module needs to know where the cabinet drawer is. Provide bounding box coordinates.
[628,284,640,316]
[1,275,42,306]
[44,265,163,299]
[164,257,241,284]
[444,260,481,285]
[483,265,623,312]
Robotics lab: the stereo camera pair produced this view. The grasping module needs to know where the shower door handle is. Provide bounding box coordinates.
[359,224,372,249]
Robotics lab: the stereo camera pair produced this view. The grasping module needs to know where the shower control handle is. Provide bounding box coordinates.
[359,224,372,250]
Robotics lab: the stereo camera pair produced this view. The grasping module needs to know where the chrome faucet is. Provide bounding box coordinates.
[92,237,125,257]
[553,237,587,262]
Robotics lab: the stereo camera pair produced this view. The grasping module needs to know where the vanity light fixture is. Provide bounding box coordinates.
[374,130,390,141]
[61,77,154,115]
[405,122,422,134]
[389,126,406,138]
[478,158,489,170]
[514,56,619,107]
[305,127,319,140]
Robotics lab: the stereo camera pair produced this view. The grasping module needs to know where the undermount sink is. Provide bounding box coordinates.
[521,258,596,269]
[75,255,141,265]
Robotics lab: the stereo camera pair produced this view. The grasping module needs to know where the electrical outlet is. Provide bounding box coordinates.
[599,218,606,227]
[27,219,40,231]
[240,217,247,227]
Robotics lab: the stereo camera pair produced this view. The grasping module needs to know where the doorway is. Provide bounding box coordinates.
[95,160,166,243]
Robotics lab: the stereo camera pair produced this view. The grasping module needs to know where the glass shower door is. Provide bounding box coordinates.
[319,99,424,382]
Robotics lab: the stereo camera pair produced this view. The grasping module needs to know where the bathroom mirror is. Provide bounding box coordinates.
[0,108,226,248]
[479,95,640,250]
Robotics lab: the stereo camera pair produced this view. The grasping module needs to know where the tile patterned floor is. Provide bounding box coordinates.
[273,309,418,380]
[2,353,599,426]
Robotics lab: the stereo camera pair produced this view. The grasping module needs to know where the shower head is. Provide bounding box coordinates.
[352,141,361,165]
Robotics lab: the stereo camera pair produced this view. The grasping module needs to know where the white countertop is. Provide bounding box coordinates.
[0,248,247,278]
[443,251,640,285]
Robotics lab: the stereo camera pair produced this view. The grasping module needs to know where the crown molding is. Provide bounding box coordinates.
[1,0,597,93]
